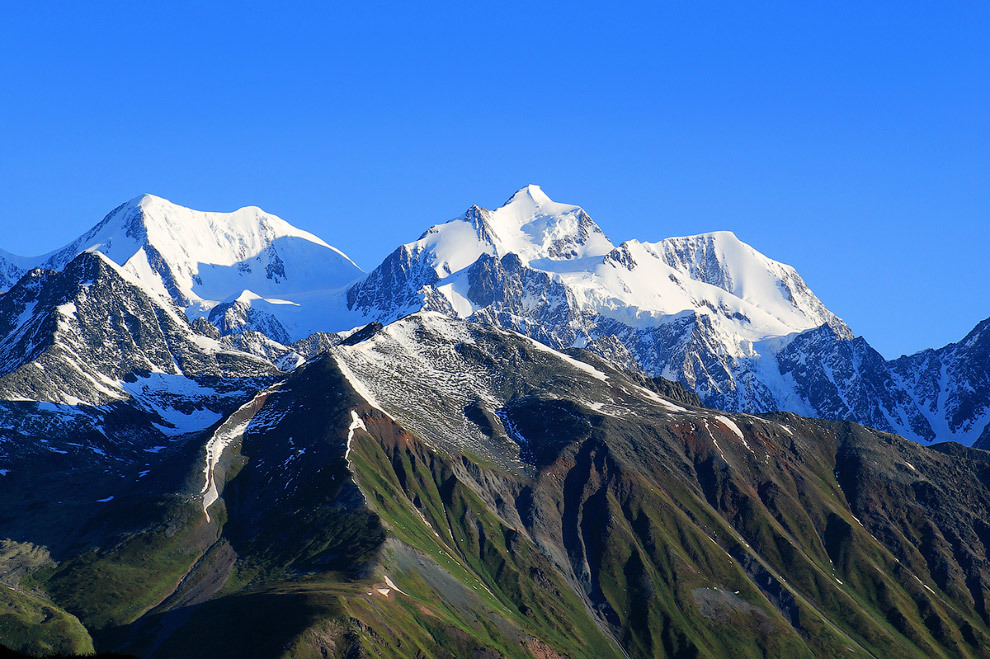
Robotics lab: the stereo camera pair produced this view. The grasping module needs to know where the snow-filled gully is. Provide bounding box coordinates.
[200,386,277,522]
[344,409,366,461]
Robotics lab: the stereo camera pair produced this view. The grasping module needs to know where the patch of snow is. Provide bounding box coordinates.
[344,410,366,461]
[514,332,608,381]
[56,301,77,318]
[201,417,253,517]
[200,385,277,521]
[383,575,407,595]
[436,276,479,317]
[714,415,745,441]
[711,437,727,461]
[497,409,528,445]
[122,373,226,436]
[631,385,688,412]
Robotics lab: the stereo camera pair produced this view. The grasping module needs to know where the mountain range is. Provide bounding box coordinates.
[4,186,983,446]
[1,187,989,658]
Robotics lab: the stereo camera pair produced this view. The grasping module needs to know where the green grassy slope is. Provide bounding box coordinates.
[0,586,93,657]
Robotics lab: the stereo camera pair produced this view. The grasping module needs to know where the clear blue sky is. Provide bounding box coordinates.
[1,2,988,359]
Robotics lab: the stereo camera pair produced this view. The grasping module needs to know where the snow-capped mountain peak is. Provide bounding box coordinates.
[133,193,357,268]
[369,185,610,284]
[349,186,843,346]
[487,184,614,265]
[503,183,553,206]
[402,185,613,278]
[644,230,850,338]
[495,183,581,234]
[0,195,365,342]
[345,186,617,322]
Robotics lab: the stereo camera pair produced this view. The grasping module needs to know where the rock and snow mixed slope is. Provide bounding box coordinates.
[0,248,36,292]
[332,311,627,467]
[0,250,277,405]
[894,316,990,447]
[0,250,280,471]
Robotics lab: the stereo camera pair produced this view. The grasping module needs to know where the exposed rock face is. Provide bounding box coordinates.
[0,252,277,403]
[0,251,280,477]
[896,317,990,448]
